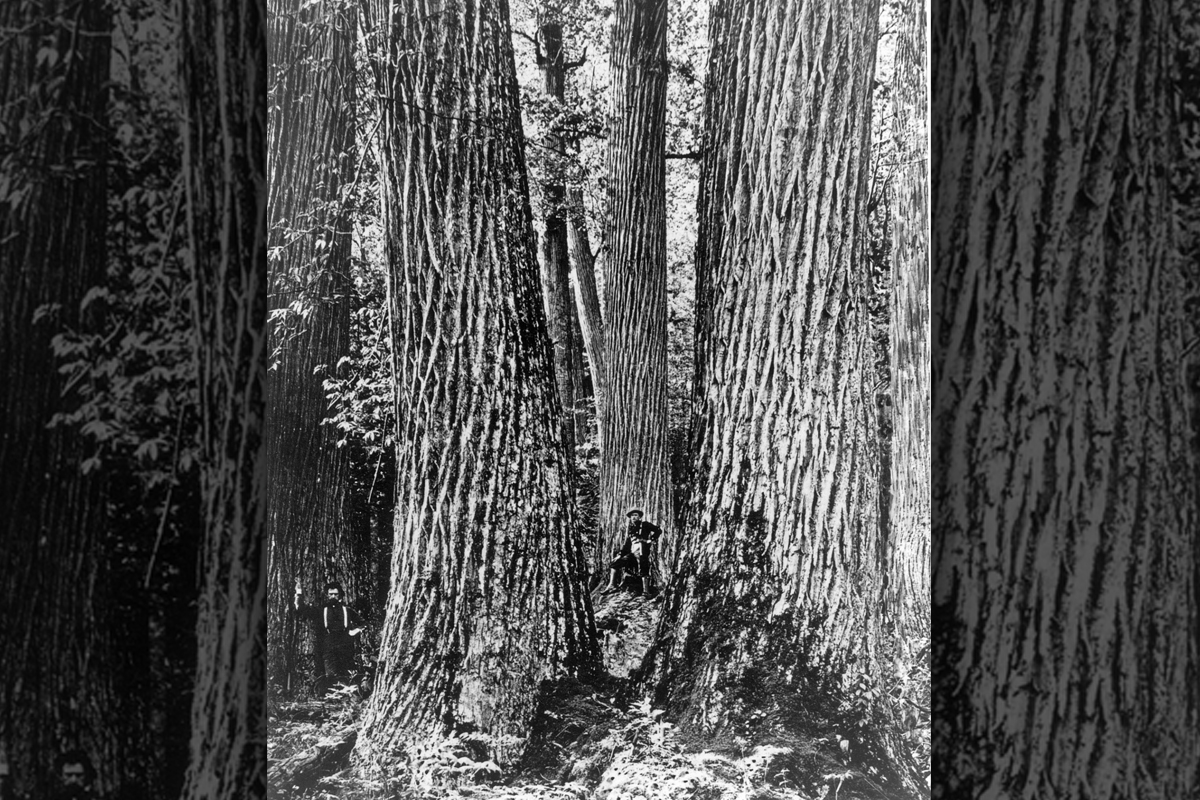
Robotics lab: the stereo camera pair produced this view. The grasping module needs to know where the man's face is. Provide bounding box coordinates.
[60,762,87,786]
[629,514,642,524]
[326,588,342,604]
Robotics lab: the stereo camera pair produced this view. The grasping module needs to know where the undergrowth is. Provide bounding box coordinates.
[269,657,930,800]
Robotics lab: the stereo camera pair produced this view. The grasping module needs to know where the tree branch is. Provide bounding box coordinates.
[516,29,544,65]
[564,46,588,70]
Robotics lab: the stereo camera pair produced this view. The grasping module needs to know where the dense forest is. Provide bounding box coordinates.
[1,1,264,799]
[4,0,1198,800]
[266,0,931,798]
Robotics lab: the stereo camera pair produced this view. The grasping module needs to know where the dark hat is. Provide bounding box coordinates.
[626,508,644,518]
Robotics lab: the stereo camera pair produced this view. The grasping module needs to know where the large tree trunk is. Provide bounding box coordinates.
[1180,8,1200,519]
[0,4,120,798]
[886,0,930,636]
[599,0,675,575]
[649,0,923,796]
[356,0,598,767]
[932,1,1198,798]
[265,0,363,696]
[177,1,268,798]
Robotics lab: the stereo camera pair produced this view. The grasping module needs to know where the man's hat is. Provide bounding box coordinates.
[627,508,643,518]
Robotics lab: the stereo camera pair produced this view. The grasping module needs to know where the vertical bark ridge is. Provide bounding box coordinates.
[265,0,361,693]
[657,0,883,690]
[887,0,930,636]
[933,0,1198,797]
[178,0,268,797]
[358,0,597,767]
[650,4,907,790]
[600,0,676,575]
[0,3,119,796]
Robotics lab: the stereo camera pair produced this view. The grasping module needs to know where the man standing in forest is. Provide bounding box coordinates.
[601,509,664,596]
[49,750,98,800]
[294,580,365,694]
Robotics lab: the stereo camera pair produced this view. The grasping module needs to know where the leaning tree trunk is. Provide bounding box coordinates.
[567,187,607,430]
[932,1,1198,798]
[886,0,930,637]
[599,0,675,575]
[177,1,268,798]
[649,0,924,796]
[265,0,364,696]
[0,4,123,799]
[356,0,598,768]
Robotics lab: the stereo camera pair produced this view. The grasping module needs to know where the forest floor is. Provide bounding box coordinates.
[268,592,930,800]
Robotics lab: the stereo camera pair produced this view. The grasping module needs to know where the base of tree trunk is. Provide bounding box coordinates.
[593,589,663,679]
[515,676,628,784]
[655,691,929,800]
[514,673,928,799]
[270,725,357,798]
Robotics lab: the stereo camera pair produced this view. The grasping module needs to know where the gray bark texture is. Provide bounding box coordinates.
[887,0,930,636]
[0,3,119,797]
[932,1,1199,797]
[178,0,269,797]
[265,0,365,695]
[356,0,598,768]
[598,0,676,579]
[650,0,924,796]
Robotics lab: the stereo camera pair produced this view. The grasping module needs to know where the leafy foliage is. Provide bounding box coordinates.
[46,196,195,478]
[305,45,398,544]
[26,0,201,795]
[511,0,708,495]
[268,1,930,797]
[269,657,930,799]
[47,0,195,487]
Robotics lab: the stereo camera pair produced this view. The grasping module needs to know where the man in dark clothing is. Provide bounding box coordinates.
[294,580,365,694]
[50,750,98,800]
[601,508,664,595]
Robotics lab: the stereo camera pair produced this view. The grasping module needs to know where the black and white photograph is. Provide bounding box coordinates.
[932,2,1200,798]
[264,0,930,798]
[8,0,1200,799]
[2,1,265,799]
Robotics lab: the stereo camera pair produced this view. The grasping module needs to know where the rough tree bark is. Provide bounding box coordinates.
[177,0,268,798]
[265,0,364,695]
[356,0,598,767]
[0,4,119,798]
[1179,7,1200,520]
[649,0,924,796]
[886,0,930,636]
[933,1,1199,798]
[599,0,675,575]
